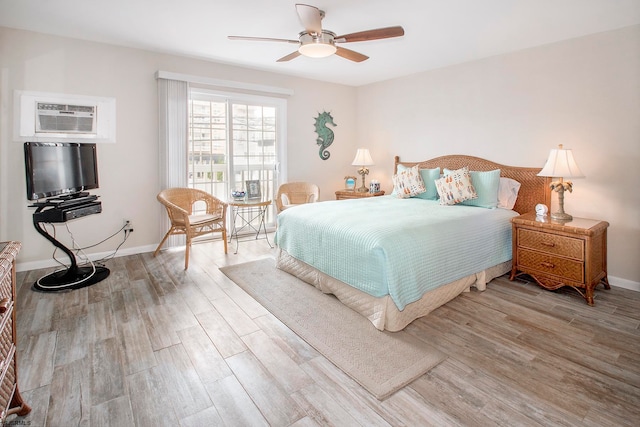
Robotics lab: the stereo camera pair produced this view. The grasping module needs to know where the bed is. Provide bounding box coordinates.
[275,155,551,331]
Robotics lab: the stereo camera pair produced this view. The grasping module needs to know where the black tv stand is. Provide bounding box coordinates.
[34,263,110,292]
[56,191,90,200]
[31,197,110,292]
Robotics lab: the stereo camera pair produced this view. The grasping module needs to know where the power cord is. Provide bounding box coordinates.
[94,230,131,263]
[68,221,132,265]
[43,221,131,271]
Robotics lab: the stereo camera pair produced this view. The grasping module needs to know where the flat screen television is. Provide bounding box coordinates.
[24,142,99,200]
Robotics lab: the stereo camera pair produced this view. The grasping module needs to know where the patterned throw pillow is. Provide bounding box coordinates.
[394,164,440,200]
[392,165,427,198]
[435,166,478,205]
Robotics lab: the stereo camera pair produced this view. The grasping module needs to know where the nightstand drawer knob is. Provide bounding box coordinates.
[541,262,555,269]
[541,241,556,247]
[0,297,9,313]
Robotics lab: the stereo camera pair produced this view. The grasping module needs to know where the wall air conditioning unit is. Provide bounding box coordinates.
[36,102,97,134]
[15,91,116,143]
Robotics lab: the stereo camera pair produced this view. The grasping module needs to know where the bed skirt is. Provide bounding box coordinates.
[275,248,511,332]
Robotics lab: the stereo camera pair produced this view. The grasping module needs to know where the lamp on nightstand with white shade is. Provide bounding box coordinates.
[352,148,374,193]
[537,144,584,221]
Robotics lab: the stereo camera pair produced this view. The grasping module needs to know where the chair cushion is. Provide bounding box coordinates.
[189,214,222,225]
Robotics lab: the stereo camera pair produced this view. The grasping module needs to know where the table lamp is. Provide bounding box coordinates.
[537,144,584,221]
[352,148,374,192]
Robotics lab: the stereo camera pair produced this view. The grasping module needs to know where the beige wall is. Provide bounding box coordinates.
[2,25,638,288]
[356,25,640,286]
[0,27,357,267]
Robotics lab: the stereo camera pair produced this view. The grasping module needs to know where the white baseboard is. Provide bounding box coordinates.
[609,275,640,292]
[16,244,157,273]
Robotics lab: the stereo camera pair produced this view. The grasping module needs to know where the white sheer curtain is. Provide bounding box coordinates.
[157,78,188,248]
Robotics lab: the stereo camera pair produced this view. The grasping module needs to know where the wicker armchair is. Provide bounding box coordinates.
[154,188,227,269]
[276,182,320,213]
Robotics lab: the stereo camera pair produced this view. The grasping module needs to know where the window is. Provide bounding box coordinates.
[188,89,286,229]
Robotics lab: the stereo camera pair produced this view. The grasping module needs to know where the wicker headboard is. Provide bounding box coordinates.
[394,155,551,215]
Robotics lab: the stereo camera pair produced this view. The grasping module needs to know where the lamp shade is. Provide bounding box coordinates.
[537,144,584,178]
[351,148,374,166]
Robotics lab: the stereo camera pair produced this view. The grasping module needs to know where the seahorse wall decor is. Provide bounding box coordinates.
[314,111,336,160]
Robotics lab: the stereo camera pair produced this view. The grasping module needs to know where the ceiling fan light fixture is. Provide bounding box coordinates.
[298,31,337,58]
[298,42,336,58]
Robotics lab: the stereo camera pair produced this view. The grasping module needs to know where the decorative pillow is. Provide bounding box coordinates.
[416,167,441,200]
[394,164,439,200]
[391,164,410,196]
[392,165,426,198]
[497,177,521,210]
[442,168,500,208]
[435,167,478,205]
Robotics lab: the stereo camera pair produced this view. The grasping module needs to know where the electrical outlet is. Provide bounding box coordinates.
[123,219,134,233]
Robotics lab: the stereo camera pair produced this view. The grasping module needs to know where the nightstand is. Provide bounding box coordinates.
[510,212,609,305]
[335,190,385,200]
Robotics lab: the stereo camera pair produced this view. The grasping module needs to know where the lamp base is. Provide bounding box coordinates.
[356,167,369,193]
[549,180,573,222]
[551,212,573,222]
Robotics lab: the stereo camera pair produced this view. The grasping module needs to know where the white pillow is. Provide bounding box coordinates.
[497,177,521,210]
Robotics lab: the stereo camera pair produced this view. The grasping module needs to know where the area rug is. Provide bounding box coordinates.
[220,259,446,400]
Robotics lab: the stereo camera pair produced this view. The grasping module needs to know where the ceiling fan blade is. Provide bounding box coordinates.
[228,35,299,44]
[295,3,323,34]
[277,51,302,62]
[335,26,405,43]
[335,46,369,62]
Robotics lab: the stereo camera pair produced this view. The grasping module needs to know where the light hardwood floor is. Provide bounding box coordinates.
[9,235,640,426]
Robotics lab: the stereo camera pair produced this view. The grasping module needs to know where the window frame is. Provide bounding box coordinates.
[188,88,287,229]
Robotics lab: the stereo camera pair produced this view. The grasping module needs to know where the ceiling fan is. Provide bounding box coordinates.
[228,3,404,63]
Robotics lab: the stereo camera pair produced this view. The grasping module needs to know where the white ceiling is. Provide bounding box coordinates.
[1,0,639,86]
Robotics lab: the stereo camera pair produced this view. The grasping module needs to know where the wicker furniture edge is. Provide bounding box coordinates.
[394,154,551,215]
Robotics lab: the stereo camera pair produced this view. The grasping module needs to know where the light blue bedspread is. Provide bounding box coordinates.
[274,196,517,311]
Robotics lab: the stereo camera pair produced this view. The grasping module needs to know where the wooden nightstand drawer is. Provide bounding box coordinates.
[518,248,584,282]
[518,228,584,260]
